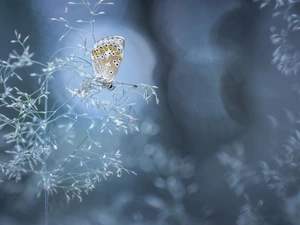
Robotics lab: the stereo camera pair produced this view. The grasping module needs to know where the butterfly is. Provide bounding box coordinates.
[91,35,136,90]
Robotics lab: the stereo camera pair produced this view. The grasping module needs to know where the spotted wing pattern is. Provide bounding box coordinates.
[91,36,125,83]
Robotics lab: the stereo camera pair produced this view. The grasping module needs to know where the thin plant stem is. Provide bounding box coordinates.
[43,77,49,225]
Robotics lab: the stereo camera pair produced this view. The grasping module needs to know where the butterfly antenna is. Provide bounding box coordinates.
[116,82,138,88]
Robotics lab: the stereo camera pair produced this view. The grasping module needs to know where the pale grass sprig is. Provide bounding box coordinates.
[236,196,266,225]
[38,148,136,203]
[0,32,156,203]
[254,0,300,196]
[254,0,300,76]
[51,0,114,42]
[1,3,158,225]
[1,31,35,83]
[259,128,300,198]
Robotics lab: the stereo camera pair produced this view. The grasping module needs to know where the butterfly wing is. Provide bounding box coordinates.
[91,36,125,83]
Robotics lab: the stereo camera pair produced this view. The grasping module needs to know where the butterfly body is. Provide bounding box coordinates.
[91,36,125,90]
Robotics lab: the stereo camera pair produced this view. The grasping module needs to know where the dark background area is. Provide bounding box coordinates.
[1,0,300,224]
